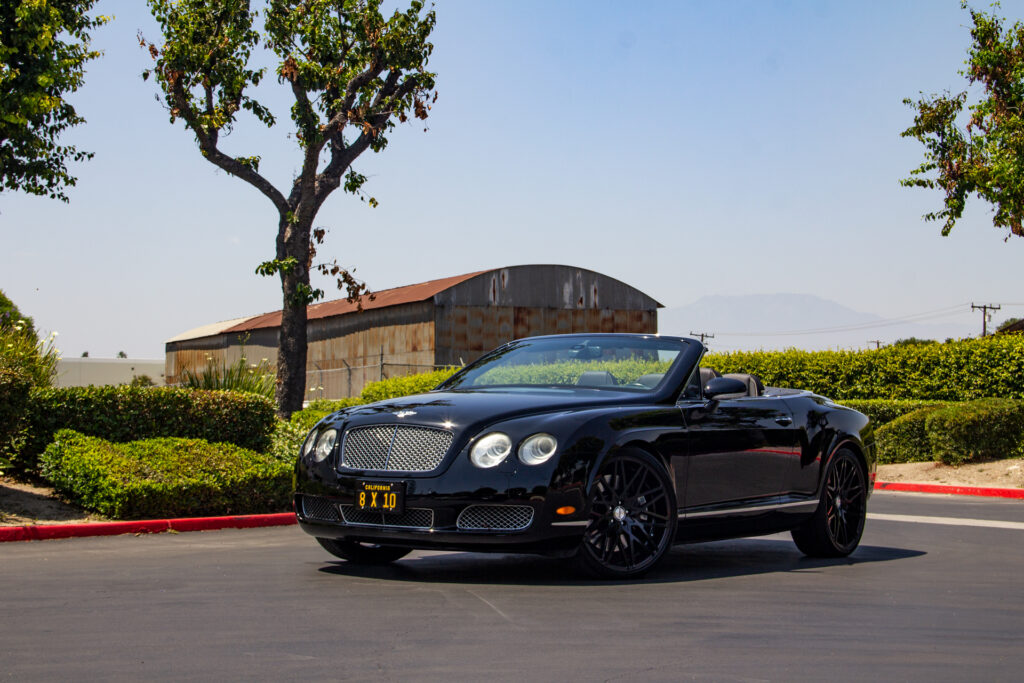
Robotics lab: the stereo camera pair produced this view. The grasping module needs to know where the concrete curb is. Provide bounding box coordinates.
[0,512,296,543]
[3,482,1022,543]
[874,481,1024,499]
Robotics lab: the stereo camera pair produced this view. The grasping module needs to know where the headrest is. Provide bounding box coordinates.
[576,371,617,386]
[723,373,764,397]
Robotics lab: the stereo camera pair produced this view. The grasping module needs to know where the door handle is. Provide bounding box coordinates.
[775,416,793,426]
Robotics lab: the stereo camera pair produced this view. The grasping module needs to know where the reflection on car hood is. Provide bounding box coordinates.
[337,389,646,432]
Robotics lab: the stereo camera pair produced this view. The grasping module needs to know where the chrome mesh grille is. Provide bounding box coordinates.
[457,505,534,531]
[301,495,341,523]
[340,425,453,472]
[339,505,434,529]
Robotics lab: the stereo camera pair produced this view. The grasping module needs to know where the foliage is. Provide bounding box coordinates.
[0,289,34,337]
[0,320,59,389]
[140,0,437,416]
[901,3,1024,238]
[875,406,948,464]
[40,430,291,519]
[453,359,675,390]
[304,396,365,412]
[0,367,32,470]
[179,354,275,399]
[289,408,332,432]
[0,1,109,201]
[703,335,1024,401]
[925,398,1024,465]
[129,374,155,387]
[361,367,458,402]
[13,386,276,474]
[839,399,952,427]
[998,317,1022,333]
[266,417,310,463]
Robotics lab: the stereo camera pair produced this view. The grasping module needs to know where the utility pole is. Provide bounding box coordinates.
[971,303,1001,336]
[690,331,715,345]
[868,340,884,349]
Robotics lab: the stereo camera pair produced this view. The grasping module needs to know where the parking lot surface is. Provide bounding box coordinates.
[2,491,1023,682]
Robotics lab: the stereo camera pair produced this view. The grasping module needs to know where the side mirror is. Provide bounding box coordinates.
[704,376,748,400]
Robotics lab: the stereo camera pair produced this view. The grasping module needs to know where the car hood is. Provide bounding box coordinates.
[336,389,646,433]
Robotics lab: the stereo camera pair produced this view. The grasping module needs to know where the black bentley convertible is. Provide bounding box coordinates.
[294,333,874,578]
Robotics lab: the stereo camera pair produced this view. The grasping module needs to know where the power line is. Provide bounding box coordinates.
[715,303,970,337]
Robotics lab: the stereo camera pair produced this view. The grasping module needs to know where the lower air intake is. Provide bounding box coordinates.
[339,506,434,530]
[456,505,534,531]
[301,495,341,523]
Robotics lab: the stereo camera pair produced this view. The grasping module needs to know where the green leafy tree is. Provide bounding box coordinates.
[901,3,1024,238]
[0,288,35,337]
[0,1,109,201]
[141,0,436,417]
[998,316,1022,332]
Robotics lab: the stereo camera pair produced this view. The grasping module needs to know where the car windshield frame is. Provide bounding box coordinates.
[436,335,691,394]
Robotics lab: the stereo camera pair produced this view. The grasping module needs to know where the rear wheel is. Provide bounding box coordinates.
[577,449,677,579]
[316,538,411,564]
[791,448,867,557]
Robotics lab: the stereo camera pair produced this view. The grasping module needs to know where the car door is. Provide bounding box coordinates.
[678,394,801,510]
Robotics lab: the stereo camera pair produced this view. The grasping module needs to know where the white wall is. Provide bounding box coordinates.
[56,358,166,387]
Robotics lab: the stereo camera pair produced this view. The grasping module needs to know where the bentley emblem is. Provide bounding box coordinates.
[396,410,416,418]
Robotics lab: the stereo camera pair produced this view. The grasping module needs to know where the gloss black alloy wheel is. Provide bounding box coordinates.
[577,449,677,579]
[791,448,867,558]
[316,537,411,564]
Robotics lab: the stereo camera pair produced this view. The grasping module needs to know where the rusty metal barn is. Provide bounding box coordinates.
[165,265,662,399]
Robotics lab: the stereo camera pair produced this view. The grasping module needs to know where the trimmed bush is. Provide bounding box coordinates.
[359,368,459,403]
[305,397,365,413]
[40,430,292,519]
[290,408,332,432]
[925,399,1024,466]
[840,399,951,428]
[0,368,32,469]
[704,335,1024,401]
[14,386,276,474]
[875,406,947,464]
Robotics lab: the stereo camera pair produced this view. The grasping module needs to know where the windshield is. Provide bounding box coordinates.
[438,336,687,392]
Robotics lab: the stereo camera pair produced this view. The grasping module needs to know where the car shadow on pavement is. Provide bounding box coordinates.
[317,537,925,586]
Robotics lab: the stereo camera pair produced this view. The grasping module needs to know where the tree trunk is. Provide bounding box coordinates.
[275,214,311,419]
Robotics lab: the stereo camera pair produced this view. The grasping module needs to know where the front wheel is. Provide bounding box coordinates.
[316,538,411,564]
[577,449,677,579]
[791,448,867,557]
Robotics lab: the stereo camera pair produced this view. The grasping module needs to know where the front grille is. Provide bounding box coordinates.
[457,505,534,531]
[339,505,434,530]
[301,495,341,522]
[340,425,453,472]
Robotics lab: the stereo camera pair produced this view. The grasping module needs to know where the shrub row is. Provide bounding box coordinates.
[838,399,951,428]
[40,430,292,519]
[704,335,1024,401]
[13,385,276,474]
[875,399,1024,465]
[0,368,32,468]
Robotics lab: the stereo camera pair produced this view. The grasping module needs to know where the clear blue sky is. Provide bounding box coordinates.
[3,0,1024,358]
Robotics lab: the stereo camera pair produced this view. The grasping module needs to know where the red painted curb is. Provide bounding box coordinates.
[0,512,296,543]
[875,480,1024,499]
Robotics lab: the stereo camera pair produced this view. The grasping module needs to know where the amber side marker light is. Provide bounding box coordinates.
[556,506,576,516]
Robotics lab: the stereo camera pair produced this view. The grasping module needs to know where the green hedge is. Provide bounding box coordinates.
[40,430,292,519]
[0,368,31,469]
[875,406,947,464]
[873,399,1024,465]
[14,386,276,474]
[926,399,1024,466]
[359,367,459,403]
[704,335,1024,401]
[839,399,951,427]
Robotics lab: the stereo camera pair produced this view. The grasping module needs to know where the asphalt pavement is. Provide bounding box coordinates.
[2,491,1023,682]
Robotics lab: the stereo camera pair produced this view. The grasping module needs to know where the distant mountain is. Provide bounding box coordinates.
[657,293,976,351]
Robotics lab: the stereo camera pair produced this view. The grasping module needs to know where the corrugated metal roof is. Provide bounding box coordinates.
[223,270,488,333]
[165,315,259,343]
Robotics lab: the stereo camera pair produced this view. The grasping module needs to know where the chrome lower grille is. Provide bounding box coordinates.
[340,425,453,472]
[457,505,534,531]
[339,505,434,530]
[301,495,341,523]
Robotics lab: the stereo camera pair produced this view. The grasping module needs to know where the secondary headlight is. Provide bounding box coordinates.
[470,432,512,468]
[518,433,558,465]
[302,429,318,458]
[314,428,338,462]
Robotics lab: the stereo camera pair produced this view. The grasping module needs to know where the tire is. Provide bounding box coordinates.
[316,537,411,564]
[791,448,867,558]
[577,449,678,579]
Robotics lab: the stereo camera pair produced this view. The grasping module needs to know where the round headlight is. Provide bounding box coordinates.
[518,433,558,465]
[302,429,318,458]
[314,428,337,462]
[470,432,512,468]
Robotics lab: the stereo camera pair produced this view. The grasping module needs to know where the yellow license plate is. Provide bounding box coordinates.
[355,481,404,515]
